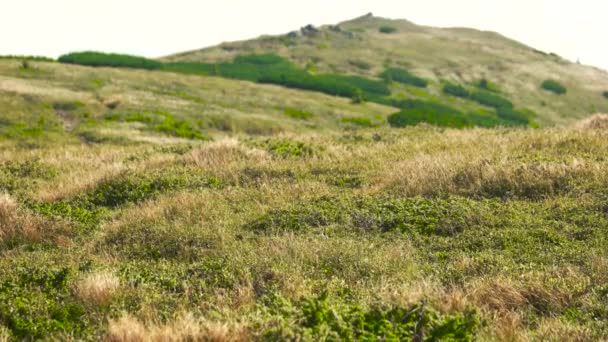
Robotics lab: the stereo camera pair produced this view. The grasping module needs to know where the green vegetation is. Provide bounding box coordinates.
[266,293,479,340]
[106,111,205,140]
[58,51,162,70]
[163,54,390,100]
[0,55,55,62]
[442,83,470,98]
[388,100,469,128]
[5,16,608,339]
[341,117,374,127]
[379,26,397,34]
[476,79,500,93]
[469,90,513,109]
[602,91,608,99]
[380,67,428,88]
[283,108,313,120]
[541,79,567,95]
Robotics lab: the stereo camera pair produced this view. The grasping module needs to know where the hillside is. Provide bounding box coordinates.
[165,14,608,126]
[2,14,608,342]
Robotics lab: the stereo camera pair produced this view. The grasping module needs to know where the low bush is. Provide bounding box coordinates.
[379,26,397,34]
[470,90,513,109]
[254,139,317,159]
[496,107,531,125]
[541,80,567,95]
[58,51,162,70]
[265,293,479,340]
[387,100,469,128]
[602,91,608,99]
[0,266,88,340]
[380,68,428,88]
[443,83,470,98]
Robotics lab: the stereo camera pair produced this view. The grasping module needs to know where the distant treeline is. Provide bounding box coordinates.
[57,51,534,128]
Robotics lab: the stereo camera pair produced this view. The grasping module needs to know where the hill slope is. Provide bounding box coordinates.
[3,15,608,342]
[164,14,608,126]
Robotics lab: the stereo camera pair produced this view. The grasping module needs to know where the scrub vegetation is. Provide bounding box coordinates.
[2,13,608,342]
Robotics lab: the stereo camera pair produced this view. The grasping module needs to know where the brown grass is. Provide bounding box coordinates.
[76,271,121,305]
[0,193,70,246]
[575,113,608,129]
[105,314,248,342]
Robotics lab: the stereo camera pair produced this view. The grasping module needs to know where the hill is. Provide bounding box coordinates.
[164,14,608,126]
[2,15,608,341]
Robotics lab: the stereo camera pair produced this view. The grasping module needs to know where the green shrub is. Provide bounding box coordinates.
[541,80,567,95]
[443,83,470,98]
[165,54,390,100]
[256,139,317,159]
[470,90,513,109]
[387,100,469,128]
[496,107,531,125]
[380,68,427,88]
[0,266,87,339]
[379,26,397,34]
[155,114,205,140]
[602,91,608,99]
[58,51,162,70]
[265,293,479,341]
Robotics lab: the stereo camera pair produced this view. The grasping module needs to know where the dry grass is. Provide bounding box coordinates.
[575,113,608,129]
[105,314,248,342]
[0,193,70,246]
[76,271,121,305]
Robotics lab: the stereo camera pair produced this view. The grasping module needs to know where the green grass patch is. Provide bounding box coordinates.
[541,80,567,95]
[249,195,475,235]
[341,117,374,127]
[283,108,313,120]
[106,111,205,140]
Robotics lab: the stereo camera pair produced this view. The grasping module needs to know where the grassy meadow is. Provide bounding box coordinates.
[2,14,608,340]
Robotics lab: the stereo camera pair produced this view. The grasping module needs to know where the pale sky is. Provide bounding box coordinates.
[1,0,607,70]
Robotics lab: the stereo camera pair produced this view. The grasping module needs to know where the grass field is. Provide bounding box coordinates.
[2,15,608,339]
[2,122,608,340]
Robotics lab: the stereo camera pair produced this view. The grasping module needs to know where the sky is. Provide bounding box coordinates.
[1,0,607,70]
